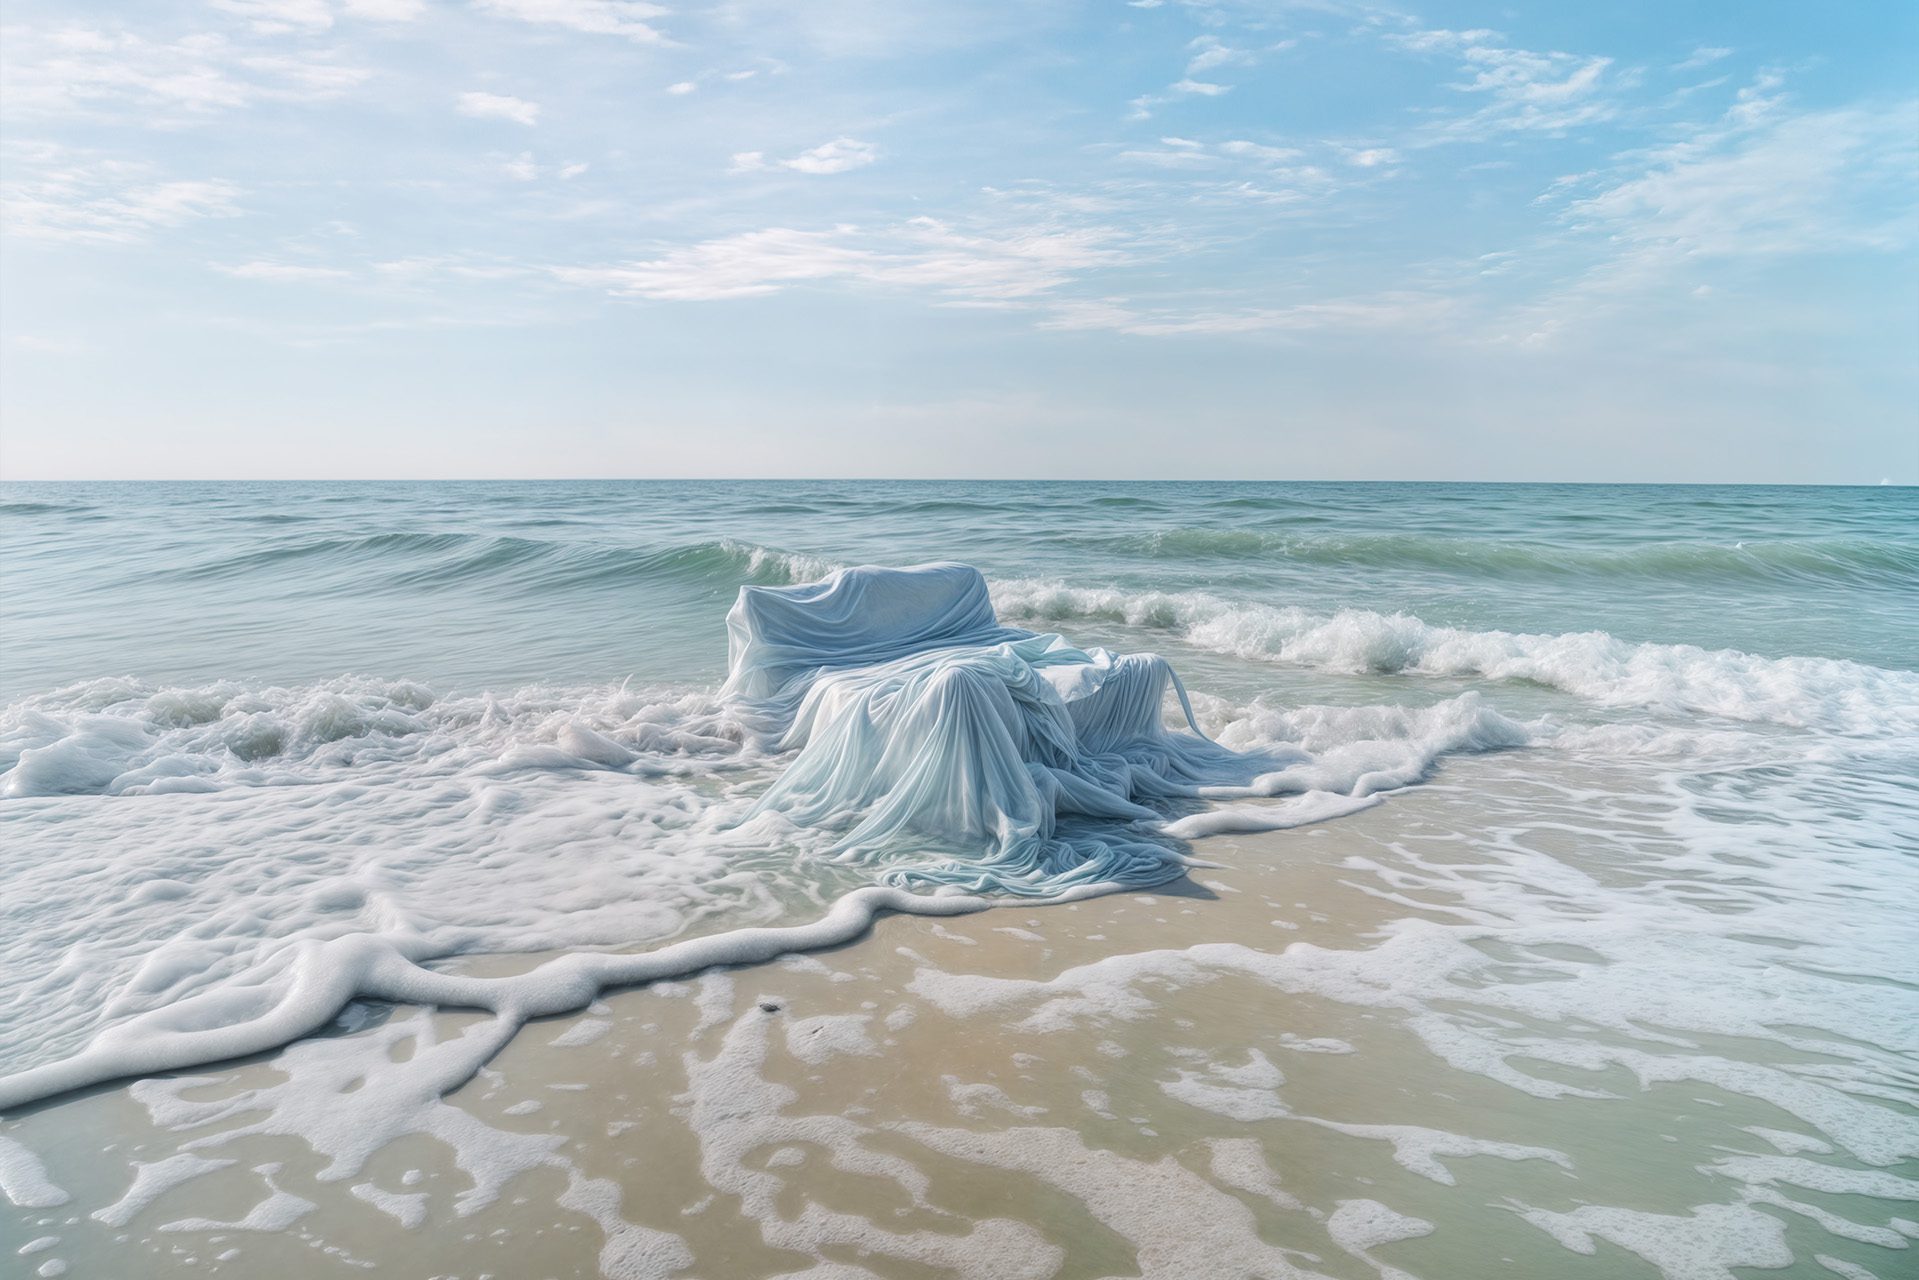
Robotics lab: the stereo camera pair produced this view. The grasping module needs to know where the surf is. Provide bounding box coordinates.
[0,563,1419,1110]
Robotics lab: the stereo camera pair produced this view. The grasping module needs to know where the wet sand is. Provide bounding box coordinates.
[6,754,1916,1279]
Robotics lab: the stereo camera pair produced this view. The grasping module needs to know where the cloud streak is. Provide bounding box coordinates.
[2,156,243,245]
[1505,82,1919,344]
[1386,25,1618,140]
[553,219,1129,303]
[458,91,541,125]
[473,0,669,44]
[0,26,370,121]
[731,138,879,175]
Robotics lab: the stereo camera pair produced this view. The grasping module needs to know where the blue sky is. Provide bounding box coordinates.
[1,1,1914,481]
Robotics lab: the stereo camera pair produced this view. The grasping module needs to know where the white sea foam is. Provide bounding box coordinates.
[0,678,776,1087]
[0,1135,69,1208]
[349,1181,427,1229]
[1160,790,1383,838]
[783,1013,879,1065]
[157,1180,315,1234]
[0,676,747,800]
[991,578,1919,734]
[0,882,996,1112]
[719,538,843,586]
[85,1005,695,1276]
[93,1154,237,1228]
[1325,1198,1434,1253]
[1302,1120,1572,1187]
[882,737,1918,1269]
[682,1003,1063,1279]
[7,733,1913,1275]
[4,541,1915,1277]
[907,901,1919,1166]
[894,1121,1324,1278]
[1517,1202,1795,1277]
[0,656,1524,1110]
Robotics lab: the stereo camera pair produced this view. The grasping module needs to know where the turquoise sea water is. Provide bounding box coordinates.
[4,480,1914,700]
[4,480,1918,1278]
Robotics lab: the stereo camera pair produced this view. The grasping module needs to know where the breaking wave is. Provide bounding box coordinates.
[0,659,1527,1105]
[990,579,1919,735]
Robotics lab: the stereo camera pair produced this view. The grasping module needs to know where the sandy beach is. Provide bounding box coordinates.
[5,0,1917,1272]
[9,740,1914,1279]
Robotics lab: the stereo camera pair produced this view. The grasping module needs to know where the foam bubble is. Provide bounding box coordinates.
[0,1135,68,1208]
[348,1181,426,1229]
[157,1180,315,1234]
[895,1121,1322,1279]
[92,1154,237,1228]
[1516,1202,1794,1277]
[1326,1198,1434,1252]
[682,1004,1063,1278]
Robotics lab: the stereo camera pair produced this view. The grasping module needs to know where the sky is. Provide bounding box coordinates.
[0,0,1914,482]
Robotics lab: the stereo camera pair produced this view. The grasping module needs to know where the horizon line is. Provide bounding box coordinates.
[0,476,1911,488]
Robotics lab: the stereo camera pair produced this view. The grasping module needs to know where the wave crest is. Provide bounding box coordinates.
[990,579,1919,735]
[154,533,841,594]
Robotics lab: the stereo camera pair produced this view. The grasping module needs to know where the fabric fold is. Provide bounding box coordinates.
[724,564,1274,894]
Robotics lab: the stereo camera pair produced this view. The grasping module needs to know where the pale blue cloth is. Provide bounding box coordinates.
[725,563,1271,895]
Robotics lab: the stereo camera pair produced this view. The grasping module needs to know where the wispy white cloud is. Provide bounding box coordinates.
[1040,292,1456,337]
[1507,83,1919,343]
[1386,25,1617,140]
[783,137,878,174]
[556,228,873,300]
[0,27,370,121]
[371,254,538,283]
[1218,139,1302,163]
[458,90,541,125]
[1345,147,1401,168]
[554,218,1129,303]
[346,0,427,17]
[210,0,336,32]
[472,0,669,44]
[1185,36,1249,76]
[216,260,352,282]
[1115,135,1340,208]
[1561,98,1916,259]
[1,152,243,245]
[732,137,879,176]
[209,0,425,31]
[1119,137,1217,167]
[1128,25,1292,120]
[1672,46,1732,72]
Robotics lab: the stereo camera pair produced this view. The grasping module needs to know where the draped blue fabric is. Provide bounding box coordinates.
[725,563,1271,895]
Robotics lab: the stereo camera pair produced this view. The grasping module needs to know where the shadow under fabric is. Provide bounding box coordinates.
[722,563,1274,896]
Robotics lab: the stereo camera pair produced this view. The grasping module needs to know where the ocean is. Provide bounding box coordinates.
[2,480,1916,1278]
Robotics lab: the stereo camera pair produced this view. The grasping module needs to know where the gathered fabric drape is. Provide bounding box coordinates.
[724,563,1271,895]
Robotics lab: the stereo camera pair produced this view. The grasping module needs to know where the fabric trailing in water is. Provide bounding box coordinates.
[725,563,1273,895]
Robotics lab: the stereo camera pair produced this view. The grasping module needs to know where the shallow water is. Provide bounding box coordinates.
[2,480,1916,1277]
[5,480,1915,698]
